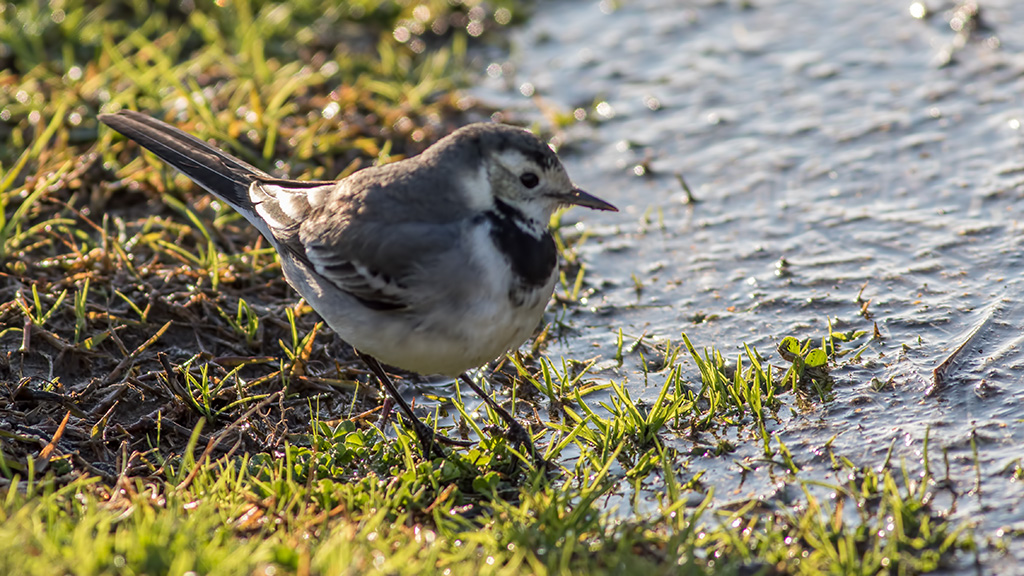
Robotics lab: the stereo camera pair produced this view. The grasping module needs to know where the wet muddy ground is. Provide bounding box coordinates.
[474,0,1024,570]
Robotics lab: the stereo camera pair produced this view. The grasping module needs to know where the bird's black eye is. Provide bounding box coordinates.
[520,172,540,188]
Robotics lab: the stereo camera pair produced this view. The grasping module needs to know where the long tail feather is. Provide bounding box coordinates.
[99,110,264,211]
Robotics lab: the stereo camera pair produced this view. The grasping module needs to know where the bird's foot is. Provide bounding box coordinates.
[459,373,546,466]
[359,351,474,459]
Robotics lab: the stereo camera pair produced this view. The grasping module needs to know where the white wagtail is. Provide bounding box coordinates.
[99,110,616,458]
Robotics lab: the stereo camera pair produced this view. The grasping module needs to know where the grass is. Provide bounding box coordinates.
[0,386,973,575]
[0,0,977,574]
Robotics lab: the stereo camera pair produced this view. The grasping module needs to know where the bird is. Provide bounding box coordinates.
[99,110,617,459]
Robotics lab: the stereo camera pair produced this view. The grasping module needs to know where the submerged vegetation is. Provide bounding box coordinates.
[0,0,977,573]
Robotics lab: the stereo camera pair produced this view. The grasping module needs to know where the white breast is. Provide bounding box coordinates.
[285,222,557,377]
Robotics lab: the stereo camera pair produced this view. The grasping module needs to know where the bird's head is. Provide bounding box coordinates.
[444,123,618,224]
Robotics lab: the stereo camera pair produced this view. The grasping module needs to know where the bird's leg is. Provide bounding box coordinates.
[375,396,395,428]
[458,373,543,464]
[356,351,474,456]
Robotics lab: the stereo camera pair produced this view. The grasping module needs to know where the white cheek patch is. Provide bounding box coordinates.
[461,164,493,211]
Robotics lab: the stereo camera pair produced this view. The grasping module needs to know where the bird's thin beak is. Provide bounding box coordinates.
[567,188,618,212]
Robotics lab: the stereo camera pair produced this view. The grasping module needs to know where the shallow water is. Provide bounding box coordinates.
[473,0,1024,569]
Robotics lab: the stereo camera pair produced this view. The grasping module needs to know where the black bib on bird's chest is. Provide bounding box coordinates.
[486,200,557,291]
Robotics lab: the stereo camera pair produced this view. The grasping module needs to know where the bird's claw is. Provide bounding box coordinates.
[406,415,474,459]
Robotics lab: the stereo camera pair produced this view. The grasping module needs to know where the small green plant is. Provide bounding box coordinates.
[683,333,781,430]
[170,356,225,424]
[777,335,834,401]
[278,307,322,384]
[217,298,262,349]
[15,284,68,330]
[509,354,606,409]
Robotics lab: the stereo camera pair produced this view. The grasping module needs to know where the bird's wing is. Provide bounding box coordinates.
[299,241,412,311]
[251,179,464,311]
